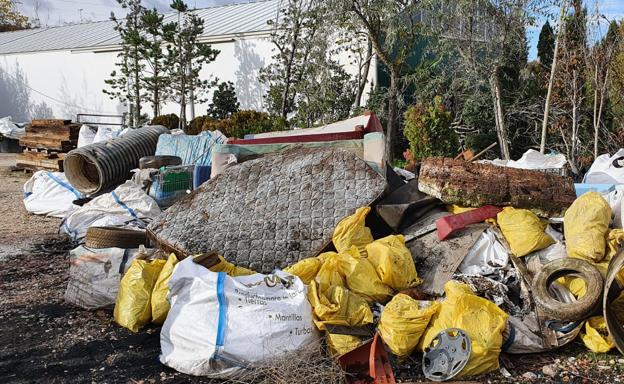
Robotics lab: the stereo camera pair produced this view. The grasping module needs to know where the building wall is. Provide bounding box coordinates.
[0,36,375,123]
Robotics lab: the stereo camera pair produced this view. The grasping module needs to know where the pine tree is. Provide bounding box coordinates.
[162,0,219,130]
[0,0,29,32]
[537,20,555,69]
[103,0,146,127]
[207,81,240,120]
[140,8,167,117]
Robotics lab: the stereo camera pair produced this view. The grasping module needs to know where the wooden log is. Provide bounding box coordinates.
[418,157,576,217]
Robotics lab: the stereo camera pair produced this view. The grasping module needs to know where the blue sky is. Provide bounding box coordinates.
[17,0,624,60]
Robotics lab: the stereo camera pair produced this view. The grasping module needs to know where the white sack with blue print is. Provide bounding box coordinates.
[160,257,319,377]
[60,181,161,241]
[23,171,81,218]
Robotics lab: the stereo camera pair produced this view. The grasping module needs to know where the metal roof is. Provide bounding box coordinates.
[0,0,280,55]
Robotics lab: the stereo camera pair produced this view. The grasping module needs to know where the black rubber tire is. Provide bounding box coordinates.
[532,258,603,321]
[85,226,148,249]
[139,155,182,170]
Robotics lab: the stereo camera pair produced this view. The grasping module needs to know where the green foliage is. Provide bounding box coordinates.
[140,8,168,117]
[151,114,179,129]
[186,115,211,135]
[259,1,355,126]
[161,0,219,128]
[104,0,146,127]
[207,81,240,120]
[403,96,458,160]
[537,21,555,69]
[203,110,285,139]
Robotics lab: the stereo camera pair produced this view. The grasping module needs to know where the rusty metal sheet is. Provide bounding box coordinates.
[418,158,576,217]
[147,147,387,273]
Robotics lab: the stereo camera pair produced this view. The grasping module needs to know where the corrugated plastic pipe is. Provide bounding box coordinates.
[64,125,169,195]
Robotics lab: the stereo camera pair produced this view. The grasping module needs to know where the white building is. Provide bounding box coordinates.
[0,0,376,123]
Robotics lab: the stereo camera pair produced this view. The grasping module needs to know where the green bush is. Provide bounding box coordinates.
[151,114,179,130]
[403,96,458,160]
[202,110,284,139]
[186,115,212,135]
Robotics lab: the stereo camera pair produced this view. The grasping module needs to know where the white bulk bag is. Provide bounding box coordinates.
[60,181,161,240]
[584,149,624,184]
[77,124,97,147]
[64,245,143,309]
[160,258,319,377]
[23,171,80,217]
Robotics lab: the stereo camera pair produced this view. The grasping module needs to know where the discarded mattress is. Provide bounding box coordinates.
[148,147,387,273]
[418,158,576,217]
[155,130,227,166]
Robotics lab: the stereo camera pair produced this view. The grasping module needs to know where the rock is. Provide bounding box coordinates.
[618,358,624,364]
[568,357,576,363]
[542,364,559,377]
[500,368,511,378]
[522,372,538,380]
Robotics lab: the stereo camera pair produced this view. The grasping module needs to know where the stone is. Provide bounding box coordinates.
[522,372,538,380]
[542,364,559,377]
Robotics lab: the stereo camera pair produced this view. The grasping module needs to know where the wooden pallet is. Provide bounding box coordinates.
[16,151,65,172]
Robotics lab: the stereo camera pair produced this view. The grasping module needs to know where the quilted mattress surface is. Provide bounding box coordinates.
[148,147,387,273]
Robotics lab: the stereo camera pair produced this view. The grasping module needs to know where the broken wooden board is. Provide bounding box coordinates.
[31,119,72,127]
[16,151,64,171]
[418,158,576,217]
[403,208,488,296]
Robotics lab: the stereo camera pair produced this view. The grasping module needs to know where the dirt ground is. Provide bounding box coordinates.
[1,168,624,383]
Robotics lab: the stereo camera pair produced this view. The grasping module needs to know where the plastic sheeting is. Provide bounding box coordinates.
[23,171,81,218]
[155,130,227,166]
[0,116,25,139]
[457,228,509,276]
[60,181,161,240]
[485,149,567,170]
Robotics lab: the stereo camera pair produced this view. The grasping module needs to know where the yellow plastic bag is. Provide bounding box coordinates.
[326,333,363,357]
[378,294,440,358]
[332,207,374,255]
[316,252,346,293]
[581,316,615,353]
[307,280,373,331]
[366,235,421,290]
[151,253,179,324]
[209,255,255,276]
[114,258,166,332]
[565,192,612,262]
[556,277,587,298]
[420,281,509,378]
[284,257,322,284]
[497,207,554,257]
[337,246,393,303]
[607,229,624,259]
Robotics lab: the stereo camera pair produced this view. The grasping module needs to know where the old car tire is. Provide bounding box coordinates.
[532,258,603,321]
[85,226,148,249]
[139,155,182,170]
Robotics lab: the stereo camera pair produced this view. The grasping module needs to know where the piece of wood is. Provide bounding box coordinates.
[31,119,71,127]
[418,158,576,217]
[403,209,488,296]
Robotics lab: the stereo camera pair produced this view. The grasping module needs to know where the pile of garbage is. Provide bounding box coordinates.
[19,117,624,382]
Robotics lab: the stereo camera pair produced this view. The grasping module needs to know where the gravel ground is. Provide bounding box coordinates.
[1,169,624,383]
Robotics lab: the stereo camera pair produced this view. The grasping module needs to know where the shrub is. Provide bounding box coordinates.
[403,96,458,161]
[203,110,283,139]
[207,81,240,120]
[151,114,179,130]
[186,116,212,135]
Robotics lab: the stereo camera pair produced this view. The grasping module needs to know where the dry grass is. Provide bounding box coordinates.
[223,343,345,384]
